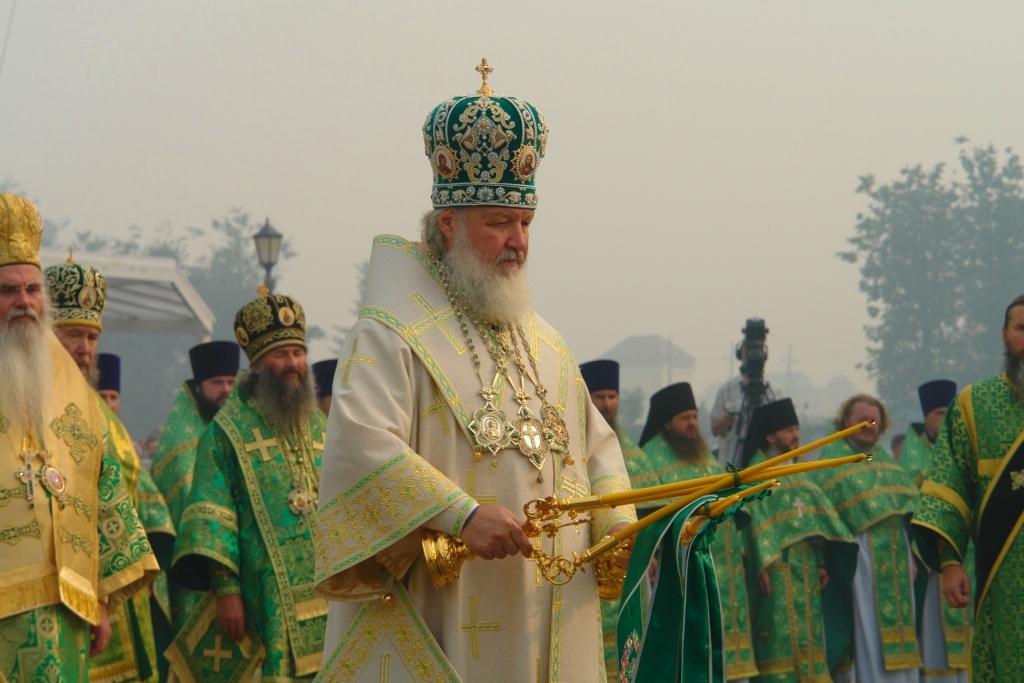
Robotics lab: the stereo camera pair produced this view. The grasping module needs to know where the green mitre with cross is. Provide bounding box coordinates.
[424,58,549,209]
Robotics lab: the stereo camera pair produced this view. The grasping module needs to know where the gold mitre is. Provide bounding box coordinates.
[0,193,43,268]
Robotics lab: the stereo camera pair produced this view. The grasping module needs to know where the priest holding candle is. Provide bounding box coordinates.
[639,382,760,682]
[314,60,636,683]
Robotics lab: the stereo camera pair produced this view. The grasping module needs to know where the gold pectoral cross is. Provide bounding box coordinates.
[14,438,60,509]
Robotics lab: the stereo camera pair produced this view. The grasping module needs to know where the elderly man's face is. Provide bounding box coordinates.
[0,264,45,325]
[439,207,533,275]
[54,325,101,376]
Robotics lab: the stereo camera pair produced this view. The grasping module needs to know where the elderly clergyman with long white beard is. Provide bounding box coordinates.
[314,62,637,682]
[0,193,156,682]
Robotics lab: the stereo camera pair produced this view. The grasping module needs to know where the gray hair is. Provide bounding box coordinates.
[420,208,469,257]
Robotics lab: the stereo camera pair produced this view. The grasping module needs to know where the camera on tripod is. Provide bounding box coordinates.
[731,318,770,464]
[738,318,769,382]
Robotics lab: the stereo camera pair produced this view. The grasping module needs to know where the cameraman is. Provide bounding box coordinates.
[710,320,785,469]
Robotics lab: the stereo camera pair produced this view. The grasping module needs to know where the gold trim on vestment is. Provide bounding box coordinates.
[978,505,1024,613]
[180,501,239,533]
[921,480,972,529]
[98,552,160,611]
[151,438,199,478]
[976,458,1002,476]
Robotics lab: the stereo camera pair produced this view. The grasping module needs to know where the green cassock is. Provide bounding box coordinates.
[171,388,328,682]
[901,423,975,676]
[642,433,759,681]
[744,449,857,683]
[89,400,165,683]
[150,382,210,634]
[813,438,920,673]
[601,427,658,683]
[912,373,1024,683]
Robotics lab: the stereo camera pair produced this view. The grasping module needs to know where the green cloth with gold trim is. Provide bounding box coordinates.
[744,448,857,682]
[642,432,759,680]
[44,257,108,330]
[136,469,175,683]
[171,384,327,682]
[900,422,975,673]
[912,373,1024,683]
[424,60,548,209]
[164,592,265,683]
[900,423,933,488]
[90,400,162,683]
[233,292,307,364]
[150,381,212,642]
[600,427,656,683]
[813,438,921,672]
[0,605,92,683]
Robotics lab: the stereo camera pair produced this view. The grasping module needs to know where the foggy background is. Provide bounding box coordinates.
[2,1,1022,444]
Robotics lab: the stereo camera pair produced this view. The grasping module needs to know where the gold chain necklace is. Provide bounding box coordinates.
[279,425,318,522]
[429,251,576,481]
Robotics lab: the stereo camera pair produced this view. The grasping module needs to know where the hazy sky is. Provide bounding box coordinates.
[2,1,1022,398]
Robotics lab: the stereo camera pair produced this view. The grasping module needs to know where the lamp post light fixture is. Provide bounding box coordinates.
[253,218,283,293]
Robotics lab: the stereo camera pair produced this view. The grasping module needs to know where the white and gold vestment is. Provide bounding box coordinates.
[315,235,636,683]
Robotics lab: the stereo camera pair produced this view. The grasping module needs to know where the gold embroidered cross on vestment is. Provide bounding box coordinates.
[341,336,376,387]
[244,428,278,461]
[204,635,233,672]
[460,596,500,658]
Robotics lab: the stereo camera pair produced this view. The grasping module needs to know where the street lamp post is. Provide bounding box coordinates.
[253,219,283,293]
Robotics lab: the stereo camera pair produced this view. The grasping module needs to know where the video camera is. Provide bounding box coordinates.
[738,318,769,382]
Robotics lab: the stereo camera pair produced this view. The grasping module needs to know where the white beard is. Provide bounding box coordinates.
[0,311,53,436]
[444,228,534,324]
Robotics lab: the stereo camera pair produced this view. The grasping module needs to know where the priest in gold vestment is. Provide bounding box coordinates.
[314,63,637,683]
[45,254,166,683]
[0,193,157,682]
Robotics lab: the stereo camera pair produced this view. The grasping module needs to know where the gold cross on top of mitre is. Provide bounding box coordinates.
[475,58,495,96]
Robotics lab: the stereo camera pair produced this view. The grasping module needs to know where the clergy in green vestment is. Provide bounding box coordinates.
[47,260,168,683]
[814,395,920,683]
[172,290,327,682]
[581,359,659,683]
[740,399,857,683]
[639,382,760,682]
[0,194,158,683]
[903,380,972,683]
[96,353,179,683]
[150,340,239,634]
[912,294,1024,683]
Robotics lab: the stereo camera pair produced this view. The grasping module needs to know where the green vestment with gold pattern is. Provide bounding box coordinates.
[813,438,920,673]
[912,373,1024,683]
[901,424,974,678]
[172,388,327,683]
[150,381,211,638]
[602,427,656,683]
[744,449,857,683]
[642,432,759,680]
[89,401,165,683]
[136,469,175,683]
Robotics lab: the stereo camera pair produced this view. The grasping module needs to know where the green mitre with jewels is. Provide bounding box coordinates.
[44,250,107,330]
[424,58,548,209]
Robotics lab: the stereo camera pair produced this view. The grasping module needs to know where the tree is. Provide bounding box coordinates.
[840,141,1024,410]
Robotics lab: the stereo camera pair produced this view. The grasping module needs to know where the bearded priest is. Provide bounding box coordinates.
[913,294,1024,683]
[172,290,327,683]
[638,382,759,682]
[45,254,164,683]
[0,193,156,682]
[314,61,636,683]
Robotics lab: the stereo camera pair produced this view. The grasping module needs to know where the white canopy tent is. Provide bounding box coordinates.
[40,249,215,342]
